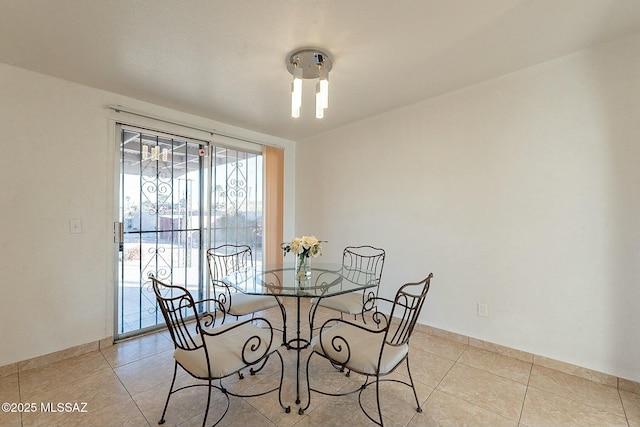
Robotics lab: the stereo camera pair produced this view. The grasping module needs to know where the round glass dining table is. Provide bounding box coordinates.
[222,262,377,407]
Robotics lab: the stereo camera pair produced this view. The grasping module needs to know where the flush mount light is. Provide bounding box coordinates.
[286,48,333,119]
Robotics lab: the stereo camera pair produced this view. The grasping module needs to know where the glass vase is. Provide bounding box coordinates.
[296,254,311,281]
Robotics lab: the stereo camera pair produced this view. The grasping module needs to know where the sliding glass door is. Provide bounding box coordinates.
[115,125,265,339]
[209,146,263,265]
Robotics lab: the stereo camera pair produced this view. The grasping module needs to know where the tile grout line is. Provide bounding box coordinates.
[529,365,630,418]
[437,344,533,424]
[525,382,630,423]
[17,368,23,427]
[424,341,468,404]
[104,348,153,427]
[616,387,631,427]
[517,359,535,426]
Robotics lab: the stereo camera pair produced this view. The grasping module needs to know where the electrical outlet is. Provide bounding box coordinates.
[477,303,489,317]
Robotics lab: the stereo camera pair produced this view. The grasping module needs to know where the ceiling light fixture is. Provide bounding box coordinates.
[142,145,169,162]
[286,48,333,119]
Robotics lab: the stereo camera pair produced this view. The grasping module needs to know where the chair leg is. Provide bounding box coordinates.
[374,375,384,426]
[158,362,178,424]
[405,356,422,413]
[201,378,214,427]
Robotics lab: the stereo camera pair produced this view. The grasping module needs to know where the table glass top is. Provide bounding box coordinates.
[222,262,377,298]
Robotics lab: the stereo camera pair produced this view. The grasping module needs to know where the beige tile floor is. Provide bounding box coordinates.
[2,299,639,427]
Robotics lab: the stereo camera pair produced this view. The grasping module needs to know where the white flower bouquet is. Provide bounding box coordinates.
[282,236,325,279]
[281,235,324,259]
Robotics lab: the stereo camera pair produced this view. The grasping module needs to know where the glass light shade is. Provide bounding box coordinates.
[318,68,329,109]
[315,82,324,119]
[291,66,303,118]
[291,80,301,117]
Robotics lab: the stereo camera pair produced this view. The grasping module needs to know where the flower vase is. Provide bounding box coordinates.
[296,255,311,281]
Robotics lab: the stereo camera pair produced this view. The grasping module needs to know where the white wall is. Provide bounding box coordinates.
[296,33,640,382]
[0,63,296,366]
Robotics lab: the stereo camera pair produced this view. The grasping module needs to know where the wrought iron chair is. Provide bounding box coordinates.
[206,244,282,319]
[150,274,290,427]
[303,274,434,426]
[309,245,385,331]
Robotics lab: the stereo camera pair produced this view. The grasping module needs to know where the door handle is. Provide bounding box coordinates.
[114,222,123,243]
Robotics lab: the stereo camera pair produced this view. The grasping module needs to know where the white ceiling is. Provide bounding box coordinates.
[2,0,640,141]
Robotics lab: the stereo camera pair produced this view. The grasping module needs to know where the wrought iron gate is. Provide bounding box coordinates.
[116,126,204,337]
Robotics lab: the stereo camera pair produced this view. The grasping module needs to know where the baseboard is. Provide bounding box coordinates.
[0,336,113,378]
[415,323,640,394]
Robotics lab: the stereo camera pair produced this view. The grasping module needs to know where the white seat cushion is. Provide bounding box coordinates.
[315,293,364,315]
[311,323,408,375]
[174,321,280,379]
[227,293,279,317]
